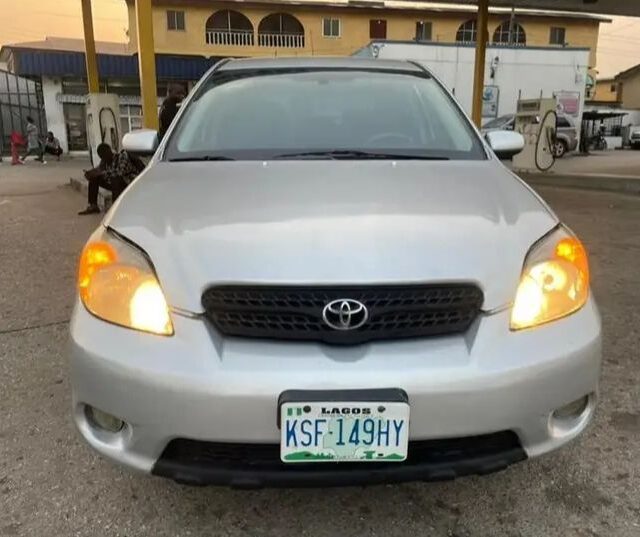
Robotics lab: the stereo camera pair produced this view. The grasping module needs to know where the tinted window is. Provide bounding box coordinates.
[416,21,432,41]
[167,69,486,160]
[556,117,571,128]
[482,115,513,129]
[167,10,185,31]
[549,27,566,45]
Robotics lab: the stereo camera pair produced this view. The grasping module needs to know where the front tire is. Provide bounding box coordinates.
[553,140,567,158]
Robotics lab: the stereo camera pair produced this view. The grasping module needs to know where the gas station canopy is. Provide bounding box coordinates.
[453,0,640,17]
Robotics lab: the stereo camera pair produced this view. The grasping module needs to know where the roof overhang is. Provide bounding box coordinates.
[450,0,640,17]
[126,0,632,16]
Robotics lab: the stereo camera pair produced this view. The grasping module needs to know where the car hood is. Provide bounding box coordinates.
[104,160,557,313]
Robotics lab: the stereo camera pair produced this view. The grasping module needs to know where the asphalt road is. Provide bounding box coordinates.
[1,160,639,537]
[542,150,640,177]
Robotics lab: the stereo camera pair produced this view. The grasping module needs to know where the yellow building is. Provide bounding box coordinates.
[124,0,606,70]
[615,64,640,110]
[591,77,621,104]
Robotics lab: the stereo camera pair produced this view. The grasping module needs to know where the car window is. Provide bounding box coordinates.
[556,117,572,128]
[482,115,513,129]
[167,69,486,160]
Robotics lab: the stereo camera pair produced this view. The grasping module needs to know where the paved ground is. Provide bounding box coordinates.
[1,159,639,537]
[549,149,640,177]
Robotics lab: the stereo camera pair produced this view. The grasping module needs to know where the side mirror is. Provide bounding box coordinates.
[485,130,524,159]
[122,129,158,156]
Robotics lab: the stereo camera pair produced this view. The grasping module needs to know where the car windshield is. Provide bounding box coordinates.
[165,68,486,161]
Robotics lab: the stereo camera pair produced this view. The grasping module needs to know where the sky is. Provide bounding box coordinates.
[0,0,638,78]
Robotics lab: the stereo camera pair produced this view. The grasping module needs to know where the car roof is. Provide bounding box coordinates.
[217,57,427,74]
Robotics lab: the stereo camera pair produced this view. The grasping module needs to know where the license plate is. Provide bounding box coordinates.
[280,401,410,463]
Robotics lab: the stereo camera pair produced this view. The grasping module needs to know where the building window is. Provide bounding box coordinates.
[456,19,476,43]
[415,21,432,42]
[369,19,387,39]
[119,104,143,135]
[167,10,185,31]
[549,26,566,45]
[493,21,526,46]
[258,13,305,48]
[205,10,254,45]
[323,18,341,38]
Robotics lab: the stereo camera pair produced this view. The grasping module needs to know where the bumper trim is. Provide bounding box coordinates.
[151,433,527,489]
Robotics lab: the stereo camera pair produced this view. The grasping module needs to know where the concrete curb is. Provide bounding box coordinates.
[518,172,640,196]
[69,177,113,210]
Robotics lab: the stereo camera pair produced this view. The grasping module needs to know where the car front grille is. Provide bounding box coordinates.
[201,284,483,344]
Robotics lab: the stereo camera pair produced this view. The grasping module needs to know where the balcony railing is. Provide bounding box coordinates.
[258,32,305,48]
[205,30,254,46]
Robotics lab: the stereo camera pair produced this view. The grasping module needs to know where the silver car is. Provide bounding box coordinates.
[70,58,601,488]
[482,113,579,158]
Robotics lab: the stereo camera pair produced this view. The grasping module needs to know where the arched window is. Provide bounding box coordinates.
[493,21,526,45]
[205,10,254,46]
[456,19,477,43]
[258,13,305,48]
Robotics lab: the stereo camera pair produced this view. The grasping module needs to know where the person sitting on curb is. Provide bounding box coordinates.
[44,132,63,161]
[78,143,145,215]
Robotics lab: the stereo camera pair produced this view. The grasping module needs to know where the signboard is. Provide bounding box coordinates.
[482,85,499,118]
[554,91,581,118]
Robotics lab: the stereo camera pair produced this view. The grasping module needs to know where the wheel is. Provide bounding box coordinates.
[552,140,567,158]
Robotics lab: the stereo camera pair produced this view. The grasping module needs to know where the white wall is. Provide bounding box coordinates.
[41,77,68,152]
[373,43,590,123]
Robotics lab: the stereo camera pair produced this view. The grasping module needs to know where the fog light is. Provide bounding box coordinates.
[553,395,590,420]
[85,405,125,433]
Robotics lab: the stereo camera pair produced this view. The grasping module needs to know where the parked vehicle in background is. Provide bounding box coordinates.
[482,113,579,158]
[630,126,640,149]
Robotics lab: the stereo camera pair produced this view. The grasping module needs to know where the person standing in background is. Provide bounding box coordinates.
[158,84,186,141]
[21,116,46,163]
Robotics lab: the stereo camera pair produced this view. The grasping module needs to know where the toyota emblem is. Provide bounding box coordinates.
[322,299,369,331]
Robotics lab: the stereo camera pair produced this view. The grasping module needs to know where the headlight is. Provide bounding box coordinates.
[511,226,589,330]
[78,228,173,335]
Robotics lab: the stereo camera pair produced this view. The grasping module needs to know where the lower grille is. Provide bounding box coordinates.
[201,284,483,344]
[160,432,520,470]
[153,431,526,487]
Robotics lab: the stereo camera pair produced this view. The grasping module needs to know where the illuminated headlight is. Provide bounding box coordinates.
[511,226,589,330]
[77,228,173,336]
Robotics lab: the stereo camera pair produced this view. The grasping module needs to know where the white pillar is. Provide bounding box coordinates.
[41,77,69,153]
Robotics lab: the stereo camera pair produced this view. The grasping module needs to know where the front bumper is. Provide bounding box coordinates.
[69,296,601,486]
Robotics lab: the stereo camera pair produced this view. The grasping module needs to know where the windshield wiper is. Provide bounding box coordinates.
[272,150,449,160]
[168,155,235,162]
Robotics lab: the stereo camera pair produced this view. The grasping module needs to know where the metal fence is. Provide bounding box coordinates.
[0,69,46,155]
